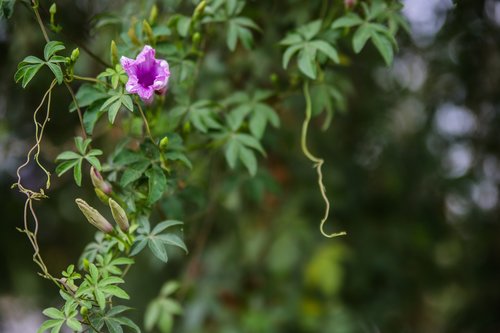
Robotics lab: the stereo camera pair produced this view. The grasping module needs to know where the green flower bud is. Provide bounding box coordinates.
[192,32,201,45]
[108,198,129,232]
[70,48,80,62]
[143,20,155,44]
[149,5,158,25]
[49,3,57,15]
[94,188,110,204]
[193,0,206,21]
[75,198,113,233]
[128,19,141,46]
[159,136,169,151]
[110,40,119,66]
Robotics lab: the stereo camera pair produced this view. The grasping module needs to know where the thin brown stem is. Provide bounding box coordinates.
[64,81,88,139]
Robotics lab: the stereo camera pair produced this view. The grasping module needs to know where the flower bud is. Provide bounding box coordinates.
[159,136,169,151]
[70,48,80,62]
[108,198,129,232]
[90,167,112,194]
[128,19,141,46]
[143,20,155,44]
[75,198,113,233]
[192,32,201,45]
[344,0,357,9]
[94,188,110,204]
[110,40,119,66]
[149,5,158,25]
[193,0,206,21]
[49,3,57,15]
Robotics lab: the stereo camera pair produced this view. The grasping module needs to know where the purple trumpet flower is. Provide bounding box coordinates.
[120,45,170,104]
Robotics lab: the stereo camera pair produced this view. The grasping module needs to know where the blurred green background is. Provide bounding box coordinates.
[1,0,500,332]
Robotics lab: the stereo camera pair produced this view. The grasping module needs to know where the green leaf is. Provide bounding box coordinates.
[66,318,82,331]
[177,15,191,37]
[235,133,265,154]
[148,238,168,263]
[55,160,78,176]
[19,64,44,88]
[160,281,180,297]
[105,318,124,333]
[45,62,63,84]
[239,146,257,176]
[83,103,106,134]
[56,151,81,160]
[144,300,161,331]
[282,44,303,69]
[225,139,240,169]
[37,319,64,333]
[108,100,123,123]
[146,166,167,204]
[121,95,134,112]
[44,41,65,60]
[227,20,238,51]
[353,24,372,53]
[157,233,188,253]
[311,40,340,63]
[151,220,183,235]
[42,308,65,320]
[120,160,150,187]
[370,31,394,65]
[95,288,106,310]
[102,285,130,299]
[0,0,16,19]
[130,237,148,256]
[69,84,108,112]
[331,13,364,29]
[279,33,303,46]
[298,20,322,40]
[297,47,317,79]
[21,56,44,64]
[73,159,83,186]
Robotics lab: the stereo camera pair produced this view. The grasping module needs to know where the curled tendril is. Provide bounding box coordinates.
[301,81,347,238]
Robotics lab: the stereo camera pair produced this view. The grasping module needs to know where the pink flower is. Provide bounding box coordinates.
[120,45,170,104]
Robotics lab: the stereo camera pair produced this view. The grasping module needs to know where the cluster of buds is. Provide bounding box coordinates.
[75,198,130,233]
[76,168,129,233]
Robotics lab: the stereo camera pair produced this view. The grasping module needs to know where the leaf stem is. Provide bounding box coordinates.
[301,81,346,238]
[135,101,155,143]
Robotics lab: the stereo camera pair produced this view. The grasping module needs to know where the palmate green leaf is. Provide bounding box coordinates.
[239,145,257,176]
[282,44,303,69]
[146,165,167,204]
[249,103,280,139]
[55,151,81,160]
[151,220,183,235]
[69,84,108,112]
[120,160,150,187]
[73,159,82,186]
[311,40,340,64]
[101,285,130,299]
[298,47,317,79]
[225,139,239,169]
[15,63,44,88]
[145,299,161,331]
[83,103,107,134]
[226,16,259,51]
[130,236,148,256]
[43,41,65,61]
[149,238,169,262]
[331,13,364,29]
[370,30,394,65]
[43,308,65,320]
[297,19,322,40]
[45,62,63,84]
[156,233,188,253]
[108,100,123,123]
[353,23,372,53]
[37,319,64,333]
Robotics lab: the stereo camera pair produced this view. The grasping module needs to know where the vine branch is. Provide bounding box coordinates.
[301,81,346,238]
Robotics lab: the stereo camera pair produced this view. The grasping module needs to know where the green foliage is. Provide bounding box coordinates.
[14,41,67,87]
[130,218,187,263]
[55,137,103,186]
[331,0,406,65]
[8,1,410,332]
[0,0,16,19]
[144,281,182,333]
